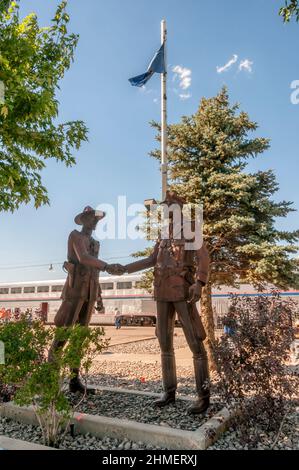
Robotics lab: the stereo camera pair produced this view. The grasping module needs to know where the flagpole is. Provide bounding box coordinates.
[161,19,167,200]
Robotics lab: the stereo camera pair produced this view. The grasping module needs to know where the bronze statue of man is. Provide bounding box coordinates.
[125,191,210,414]
[48,206,124,393]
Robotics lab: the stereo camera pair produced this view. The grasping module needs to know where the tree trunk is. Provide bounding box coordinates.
[200,282,216,370]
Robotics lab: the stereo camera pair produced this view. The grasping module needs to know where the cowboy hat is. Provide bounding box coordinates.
[74,206,106,225]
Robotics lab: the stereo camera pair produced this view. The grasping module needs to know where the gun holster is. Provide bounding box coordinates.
[63,261,76,289]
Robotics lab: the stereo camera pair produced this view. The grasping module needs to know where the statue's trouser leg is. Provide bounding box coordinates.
[156,301,177,393]
[78,299,95,327]
[174,301,210,399]
[70,300,94,379]
[49,299,92,373]
[49,299,96,393]
[48,339,67,363]
[48,299,84,363]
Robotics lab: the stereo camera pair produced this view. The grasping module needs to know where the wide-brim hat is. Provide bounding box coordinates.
[74,206,106,225]
[161,190,186,207]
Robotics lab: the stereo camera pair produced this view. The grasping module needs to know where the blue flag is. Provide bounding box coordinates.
[129,43,165,87]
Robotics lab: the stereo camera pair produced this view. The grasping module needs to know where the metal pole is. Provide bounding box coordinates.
[161,19,167,200]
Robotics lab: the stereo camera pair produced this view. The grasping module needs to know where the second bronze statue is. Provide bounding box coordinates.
[125,191,210,415]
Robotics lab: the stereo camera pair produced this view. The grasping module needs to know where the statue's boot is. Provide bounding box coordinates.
[154,352,177,407]
[69,368,96,395]
[188,396,210,415]
[188,355,210,415]
[154,391,176,407]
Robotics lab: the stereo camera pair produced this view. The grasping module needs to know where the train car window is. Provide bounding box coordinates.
[37,286,50,293]
[100,282,114,290]
[0,288,9,294]
[11,287,22,294]
[116,282,132,289]
[24,286,35,293]
[51,285,63,292]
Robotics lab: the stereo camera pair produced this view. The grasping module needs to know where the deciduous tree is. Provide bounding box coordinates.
[279,0,299,22]
[0,1,88,211]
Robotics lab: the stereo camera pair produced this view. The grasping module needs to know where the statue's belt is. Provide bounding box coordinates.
[63,261,99,288]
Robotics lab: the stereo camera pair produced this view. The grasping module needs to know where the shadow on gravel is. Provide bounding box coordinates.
[88,369,200,397]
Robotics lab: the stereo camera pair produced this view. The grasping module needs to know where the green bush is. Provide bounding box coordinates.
[0,316,109,447]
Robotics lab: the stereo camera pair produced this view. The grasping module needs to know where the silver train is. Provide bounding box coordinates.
[0,274,298,326]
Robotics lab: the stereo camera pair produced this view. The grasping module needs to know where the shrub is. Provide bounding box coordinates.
[0,382,15,403]
[212,291,298,447]
[0,316,109,447]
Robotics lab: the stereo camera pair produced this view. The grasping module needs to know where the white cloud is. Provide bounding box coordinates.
[239,59,253,73]
[153,98,158,103]
[179,92,191,100]
[139,85,154,94]
[172,65,192,90]
[216,54,238,73]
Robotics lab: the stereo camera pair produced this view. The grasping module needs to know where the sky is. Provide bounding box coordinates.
[0,0,299,283]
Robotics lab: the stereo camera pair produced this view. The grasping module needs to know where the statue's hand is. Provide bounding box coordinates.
[106,264,126,275]
[188,282,202,303]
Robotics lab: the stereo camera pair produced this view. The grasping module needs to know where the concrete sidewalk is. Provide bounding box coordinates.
[103,326,157,346]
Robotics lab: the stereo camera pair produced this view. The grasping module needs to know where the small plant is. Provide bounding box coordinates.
[0,316,109,447]
[0,382,16,402]
[213,291,298,447]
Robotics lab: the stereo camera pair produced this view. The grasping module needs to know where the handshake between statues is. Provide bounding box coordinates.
[105,263,127,276]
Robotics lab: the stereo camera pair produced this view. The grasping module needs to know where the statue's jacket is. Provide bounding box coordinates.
[61,230,101,303]
[127,238,209,302]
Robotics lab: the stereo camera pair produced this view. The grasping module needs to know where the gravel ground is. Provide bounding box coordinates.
[1,336,297,450]
[87,338,299,450]
[208,402,299,450]
[68,389,222,431]
[90,331,198,396]
[88,360,200,397]
[0,417,165,450]
[109,333,187,355]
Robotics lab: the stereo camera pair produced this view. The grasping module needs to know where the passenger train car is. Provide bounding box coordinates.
[0,274,298,326]
[0,275,155,325]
